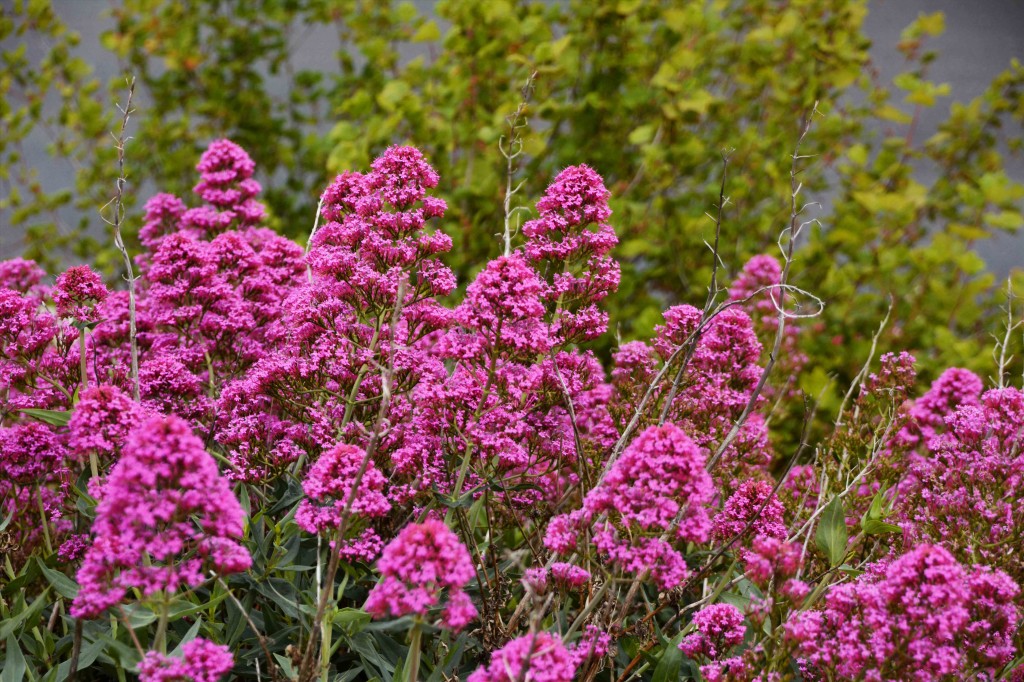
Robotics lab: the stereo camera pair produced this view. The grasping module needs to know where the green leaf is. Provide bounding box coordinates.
[17,408,72,426]
[2,634,28,682]
[411,21,440,43]
[652,633,683,682]
[628,124,656,145]
[815,497,848,567]
[50,638,104,682]
[38,561,80,599]
[171,618,203,656]
[837,564,865,578]
[862,518,903,536]
[0,587,49,639]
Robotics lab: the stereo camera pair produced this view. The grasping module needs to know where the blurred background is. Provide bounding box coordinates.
[2,0,1023,396]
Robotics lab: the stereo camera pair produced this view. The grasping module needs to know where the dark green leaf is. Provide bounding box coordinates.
[862,518,903,536]
[17,408,72,426]
[651,635,682,682]
[815,496,848,567]
[38,561,80,599]
[2,634,28,682]
[0,587,50,639]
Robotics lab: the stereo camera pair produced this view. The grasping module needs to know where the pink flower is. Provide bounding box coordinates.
[364,518,477,630]
[138,638,233,682]
[189,139,265,232]
[53,265,108,322]
[569,625,611,666]
[680,603,746,660]
[550,562,591,588]
[445,254,550,361]
[0,422,65,485]
[522,164,619,343]
[785,544,1020,679]
[68,384,144,464]
[140,193,188,249]
[467,631,576,682]
[546,423,713,590]
[295,443,391,562]
[743,535,802,586]
[0,258,47,298]
[71,415,251,618]
[713,480,787,546]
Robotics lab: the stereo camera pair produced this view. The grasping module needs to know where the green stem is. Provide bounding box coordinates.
[154,594,170,654]
[78,329,88,391]
[406,623,423,682]
[445,444,474,526]
[36,489,52,554]
[320,610,333,682]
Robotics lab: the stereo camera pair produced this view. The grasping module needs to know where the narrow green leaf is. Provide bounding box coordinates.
[0,586,50,639]
[38,561,80,599]
[2,634,28,682]
[52,638,104,682]
[862,518,903,536]
[17,408,72,426]
[651,636,682,682]
[815,497,848,567]
[171,618,203,656]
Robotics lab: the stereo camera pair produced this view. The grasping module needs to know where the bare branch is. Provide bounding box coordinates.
[104,76,140,401]
[502,71,537,256]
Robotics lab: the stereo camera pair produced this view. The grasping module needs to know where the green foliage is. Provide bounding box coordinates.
[815,496,848,567]
[3,1,1023,417]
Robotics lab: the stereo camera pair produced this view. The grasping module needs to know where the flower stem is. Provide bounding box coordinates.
[78,330,88,391]
[405,623,422,682]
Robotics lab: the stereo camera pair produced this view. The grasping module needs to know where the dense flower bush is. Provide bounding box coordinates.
[1,139,1021,682]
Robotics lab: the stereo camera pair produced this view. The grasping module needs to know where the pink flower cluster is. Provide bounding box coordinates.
[728,254,807,394]
[786,544,1019,679]
[138,638,234,682]
[545,423,714,589]
[680,603,747,660]
[68,383,145,464]
[308,145,454,309]
[611,302,773,487]
[894,380,1024,585]
[713,480,787,548]
[364,518,477,630]
[53,265,109,322]
[295,443,391,562]
[467,631,576,682]
[72,415,251,618]
[522,164,620,344]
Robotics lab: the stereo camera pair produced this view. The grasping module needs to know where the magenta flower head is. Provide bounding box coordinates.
[585,423,714,541]
[364,517,477,630]
[546,423,714,590]
[139,193,188,250]
[138,638,234,682]
[445,253,550,361]
[295,443,391,562]
[467,631,576,682]
[67,384,145,464]
[0,422,65,486]
[713,480,787,545]
[522,164,619,343]
[71,414,251,619]
[53,265,108,323]
[785,544,1020,679]
[0,257,47,298]
[680,603,747,660]
[366,145,441,209]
